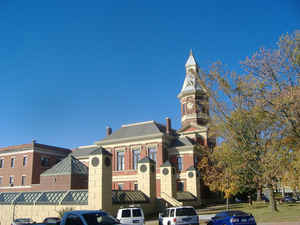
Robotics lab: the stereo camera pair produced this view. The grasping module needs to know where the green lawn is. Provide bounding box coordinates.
[197,202,300,223]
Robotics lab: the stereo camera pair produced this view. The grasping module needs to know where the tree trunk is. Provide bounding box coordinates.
[282,185,285,198]
[268,185,278,212]
[226,197,229,211]
[293,188,297,199]
[256,186,262,201]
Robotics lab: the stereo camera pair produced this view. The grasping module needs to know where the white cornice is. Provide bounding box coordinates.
[95,133,164,146]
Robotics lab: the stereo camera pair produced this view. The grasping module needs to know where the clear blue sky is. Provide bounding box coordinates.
[0,1,299,149]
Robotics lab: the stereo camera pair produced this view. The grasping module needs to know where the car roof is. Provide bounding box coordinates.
[119,207,141,210]
[216,211,248,216]
[166,206,194,209]
[64,210,107,216]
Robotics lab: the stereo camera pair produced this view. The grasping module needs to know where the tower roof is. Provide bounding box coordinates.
[185,50,198,67]
[178,51,205,99]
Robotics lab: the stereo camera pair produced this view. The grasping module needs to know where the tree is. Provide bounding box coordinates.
[197,31,300,212]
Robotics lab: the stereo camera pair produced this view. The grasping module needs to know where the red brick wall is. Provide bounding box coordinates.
[40,175,71,190]
[0,152,34,187]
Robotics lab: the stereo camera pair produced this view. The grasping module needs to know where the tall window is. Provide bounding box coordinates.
[0,159,4,168]
[23,156,28,167]
[41,157,50,167]
[11,158,15,168]
[132,149,140,170]
[9,176,14,185]
[118,183,123,190]
[117,152,125,171]
[21,175,26,186]
[134,183,138,191]
[178,182,184,192]
[0,177,2,185]
[177,157,183,171]
[148,147,157,162]
[182,103,186,114]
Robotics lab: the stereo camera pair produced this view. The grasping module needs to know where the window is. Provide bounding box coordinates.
[65,215,84,225]
[0,177,2,185]
[23,156,28,167]
[132,149,140,170]
[170,209,175,217]
[177,157,183,171]
[118,183,124,190]
[134,183,138,191]
[41,157,50,167]
[9,176,14,185]
[21,175,26,186]
[194,157,199,167]
[148,147,157,162]
[178,182,184,192]
[0,158,4,168]
[121,209,131,218]
[117,152,125,171]
[182,103,185,114]
[11,158,15,168]
[176,208,196,216]
[132,209,142,217]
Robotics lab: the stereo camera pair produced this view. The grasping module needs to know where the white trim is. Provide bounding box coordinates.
[0,185,31,189]
[0,150,33,156]
[0,148,68,157]
[113,174,137,182]
[122,120,155,127]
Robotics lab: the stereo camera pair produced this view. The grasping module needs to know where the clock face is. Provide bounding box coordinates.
[187,102,194,110]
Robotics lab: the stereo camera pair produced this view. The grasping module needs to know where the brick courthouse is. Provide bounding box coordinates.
[0,52,215,223]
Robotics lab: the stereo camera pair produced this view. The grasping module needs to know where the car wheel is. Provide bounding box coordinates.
[167,221,171,225]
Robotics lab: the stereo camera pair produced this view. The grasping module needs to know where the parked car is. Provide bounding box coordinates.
[261,195,269,203]
[159,206,199,225]
[282,196,296,203]
[207,211,256,225]
[116,207,145,225]
[11,218,34,225]
[60,210,120,225]
[42,217,61,224]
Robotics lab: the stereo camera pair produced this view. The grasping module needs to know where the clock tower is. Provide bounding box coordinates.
[177,50,209,131]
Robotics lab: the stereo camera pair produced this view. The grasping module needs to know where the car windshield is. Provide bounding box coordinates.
[45,218,60,223]
[176,208,196,216]
[226,211,248,217]
[15,219,31,222]
[132,209,142,217]
[83,213,118,225]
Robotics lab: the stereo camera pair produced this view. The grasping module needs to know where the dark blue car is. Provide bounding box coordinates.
[207,211,256,225]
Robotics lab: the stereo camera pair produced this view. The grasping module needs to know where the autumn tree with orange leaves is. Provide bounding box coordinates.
[197,31,300,212]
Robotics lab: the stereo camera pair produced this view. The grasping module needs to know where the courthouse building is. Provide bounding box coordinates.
[0,52,214,213]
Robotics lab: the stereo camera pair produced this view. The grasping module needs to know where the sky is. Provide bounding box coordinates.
[0,1,299,149]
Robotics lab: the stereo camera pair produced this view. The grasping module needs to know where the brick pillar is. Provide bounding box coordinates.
[88,148,112,212]
[160,161,176,197]
[137,157,156,203]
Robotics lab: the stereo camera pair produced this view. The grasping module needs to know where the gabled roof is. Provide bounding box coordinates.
[97,121,175,144]
[71,146,99,157]
[170,136,194,148]
[185,50,198,67]
[41,155,88,176]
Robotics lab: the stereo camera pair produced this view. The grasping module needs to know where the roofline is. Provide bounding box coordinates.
[122,120,155,127]
[95,133,164,145]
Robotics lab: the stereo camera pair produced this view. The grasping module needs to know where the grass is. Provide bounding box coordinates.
[197,202,300,223]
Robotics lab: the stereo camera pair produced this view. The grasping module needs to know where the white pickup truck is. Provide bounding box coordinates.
[59,210,121,225]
